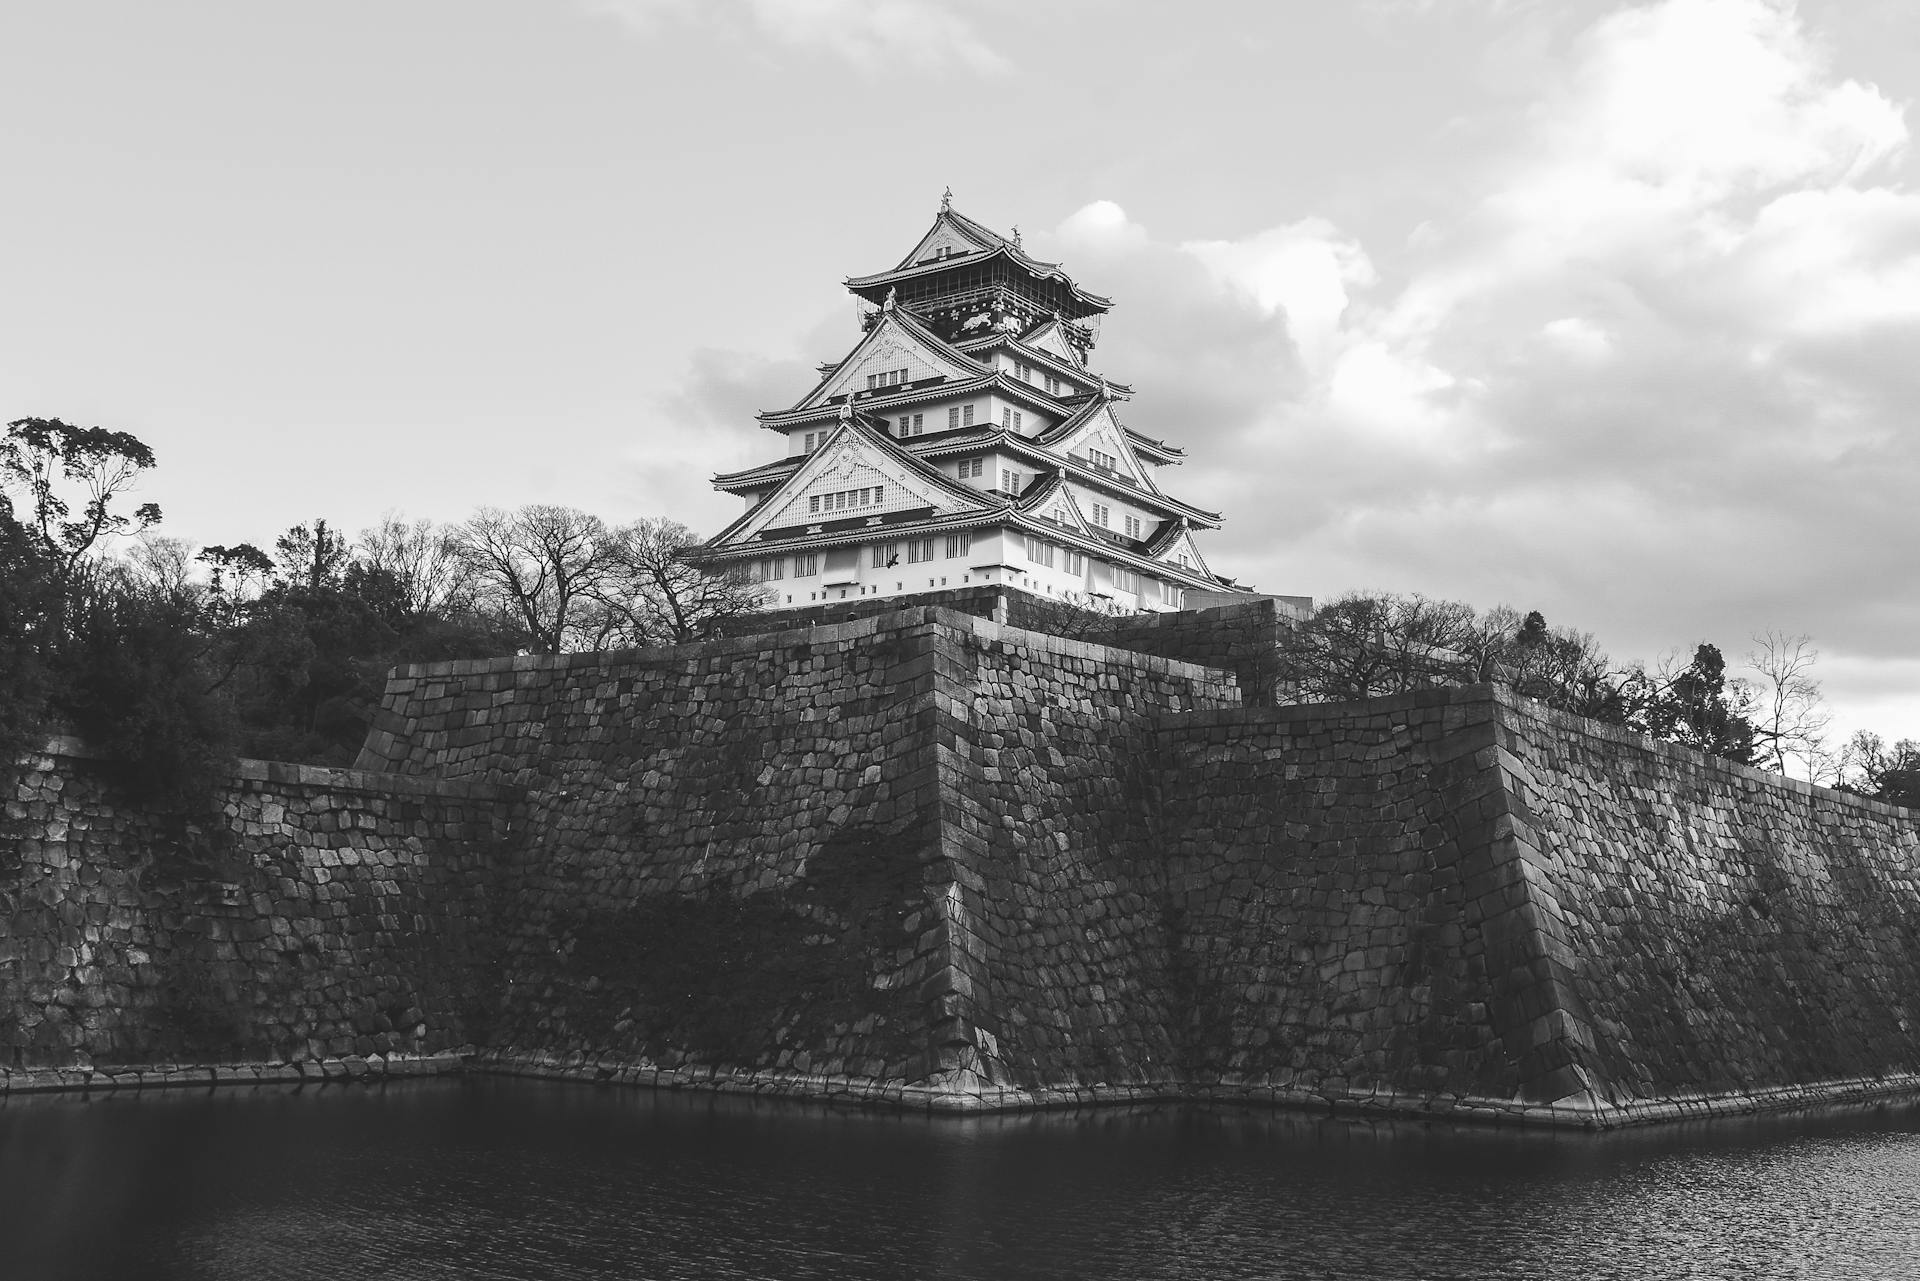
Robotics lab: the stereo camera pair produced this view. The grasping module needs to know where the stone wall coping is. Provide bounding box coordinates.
[372,604,1239,693]
[1160,683,1919,822]
[953,611,1237,688]
[32,736,519,803]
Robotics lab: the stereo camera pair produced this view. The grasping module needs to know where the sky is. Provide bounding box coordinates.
[4,0,1919,753]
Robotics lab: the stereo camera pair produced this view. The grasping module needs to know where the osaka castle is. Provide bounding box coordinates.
[689,194,1242,612]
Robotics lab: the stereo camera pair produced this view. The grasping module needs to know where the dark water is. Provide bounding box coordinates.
[3,1080,1918,1281]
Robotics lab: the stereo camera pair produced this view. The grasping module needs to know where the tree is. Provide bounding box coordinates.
[1469,607,1625,721]
[451,505,617,653]
[357,513,475,617]
[272,518,351,592]
[0,495,59,780]
[1744,631,1833,780]
[1841,732,1920,810]
[1628,643,1758,764]
[596,518,767,646]
[1,416,161,594]
[1276,591,1478,702]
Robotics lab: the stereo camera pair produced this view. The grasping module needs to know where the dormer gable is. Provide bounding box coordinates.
[1020,317,1085,368]
[1047,402,1157,493]
[795,309,987,411]
[1147,521,1214,579]
[1017,471,1100,540]
[714,422,996,548]
[898,212,999,269]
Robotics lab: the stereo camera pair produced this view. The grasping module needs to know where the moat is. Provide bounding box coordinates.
[3,1080,1917,1281]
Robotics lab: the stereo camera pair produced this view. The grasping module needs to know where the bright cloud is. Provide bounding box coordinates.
[1047,0,1920,708]
[582,0,1010,75]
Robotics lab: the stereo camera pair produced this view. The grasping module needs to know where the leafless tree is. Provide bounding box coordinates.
[1744,631,1832,780]
[357,513,475,617]
[594,517,767,646]
[1277,591,1480,701]
[122,534,203,605]
[450,505,617,653]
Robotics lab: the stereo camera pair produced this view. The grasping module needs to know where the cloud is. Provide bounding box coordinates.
[582,0,1010,75]
[1042,0,1920,727]
[622,347,818,537]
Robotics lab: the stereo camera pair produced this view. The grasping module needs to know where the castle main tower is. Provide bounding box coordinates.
[688,194,1241,612]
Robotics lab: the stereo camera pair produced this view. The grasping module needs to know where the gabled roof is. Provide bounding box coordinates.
[698,416,1000,554]
[1015,316,1086,368]
[846,204,1114,313]
[1016,470,1102,541]
[1038,397,1158,493]
[791,304,990,412]
[1143,519,1216,581]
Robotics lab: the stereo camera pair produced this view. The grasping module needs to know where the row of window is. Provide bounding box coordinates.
[865,368,910,390]
[808,486,884,515]
[896,413,925,437]
[1024,536,1086,576]
[1086,446,1117,471]
[757,541,1184,604]
[753,534,974,582]
[756,553,819,580]
[871,534,971,566]
[1013,359,1072,398]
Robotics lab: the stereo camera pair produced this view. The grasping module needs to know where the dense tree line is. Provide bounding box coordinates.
[0,418,762,812]
[1275,591,1915,808]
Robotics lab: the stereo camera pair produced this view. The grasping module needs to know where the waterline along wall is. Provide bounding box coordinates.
[6,604,1920,1126]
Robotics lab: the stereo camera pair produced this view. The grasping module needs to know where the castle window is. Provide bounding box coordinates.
[912,413,924,435]
[872,543,898,568]
[766,558,785,581]
[1088,447,1117,471]
[944,532,972,558]
[1000,468,1024,494]
[956,458,984,479]
[803,432,817,452]
[1112,565,1140,594]
[1091,502,1110,527]
[906,538,934,564]
[1001,408,1023,431]
[809,485,885,516]
[1124,514,1142,540]
[1015,361,1034,383]
[1065,551,1085,576]
[1025,536,1056,568]
[898,416,910,436]
[948,406,959,429]
[1046,374,1064,395]
[795,554,819,577]
[963,404,975,426]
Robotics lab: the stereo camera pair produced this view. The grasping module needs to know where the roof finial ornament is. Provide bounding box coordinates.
[840,391,856,424]
[883,285,897,313]
[941,186,953,213]
[1011,224,1023,250]
[1098,373,1109,397]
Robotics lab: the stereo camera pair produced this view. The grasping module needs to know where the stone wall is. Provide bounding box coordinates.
[355,608,1239,1103]
[1150,687,1920,1123]
[1,740,511,1085]
[8,606,1920,1127]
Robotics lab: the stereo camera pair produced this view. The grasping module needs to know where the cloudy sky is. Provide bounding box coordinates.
[4,0,1918,745]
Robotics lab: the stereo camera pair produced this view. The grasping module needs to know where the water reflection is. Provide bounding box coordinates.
[2,1080,1917,1280]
